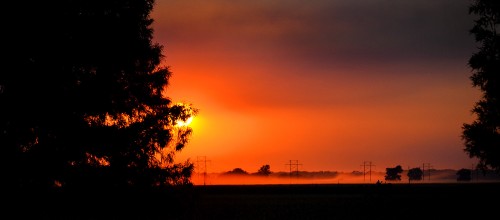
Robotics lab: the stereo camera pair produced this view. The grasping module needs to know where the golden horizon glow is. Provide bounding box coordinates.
[152,0,481,176]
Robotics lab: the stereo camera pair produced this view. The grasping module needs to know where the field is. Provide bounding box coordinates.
[6,182,500,219]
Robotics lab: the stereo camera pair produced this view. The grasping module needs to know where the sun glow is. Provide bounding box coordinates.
[176,116,194,127]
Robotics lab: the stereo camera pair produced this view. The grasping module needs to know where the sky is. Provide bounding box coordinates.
[151,0,481,174]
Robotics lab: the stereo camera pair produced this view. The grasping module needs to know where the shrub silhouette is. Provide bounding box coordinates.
[385,165,403,181]
[457,168,472,181]
[407,167,423,182]
[256,165,272,176]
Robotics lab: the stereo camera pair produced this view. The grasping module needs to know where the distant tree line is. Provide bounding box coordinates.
[383,165,477,182]
[221,164,483,183]
[221,165,342,179]
[223,165,272,176]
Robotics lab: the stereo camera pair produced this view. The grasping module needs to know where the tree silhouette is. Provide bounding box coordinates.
[256,164,272,176]
[462,0,500,173]
[457,168,472,181]
[1,0,196,190]
[407,167,423,183]
[385,165,403,181]
[224,168,249,175]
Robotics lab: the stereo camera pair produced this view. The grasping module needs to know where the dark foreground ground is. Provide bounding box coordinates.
[5,182,500,220]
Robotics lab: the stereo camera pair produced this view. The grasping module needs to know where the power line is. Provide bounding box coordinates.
[472,163,479,181]
[422,163,432,181]
[285,160,302,179]
[360,161,375,182]
[196,156,211,186]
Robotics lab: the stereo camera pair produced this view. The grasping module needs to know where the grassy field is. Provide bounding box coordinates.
[6,182,500,219]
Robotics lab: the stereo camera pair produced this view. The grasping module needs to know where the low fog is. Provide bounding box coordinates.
[190,169,500,185]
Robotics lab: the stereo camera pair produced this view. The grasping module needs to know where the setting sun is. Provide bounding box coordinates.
[176,116,194,127]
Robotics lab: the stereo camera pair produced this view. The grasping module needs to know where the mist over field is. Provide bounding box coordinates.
[190,169,500,185]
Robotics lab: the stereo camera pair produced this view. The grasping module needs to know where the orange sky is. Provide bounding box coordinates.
[151,0,480,174]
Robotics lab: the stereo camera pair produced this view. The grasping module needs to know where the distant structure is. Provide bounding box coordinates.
[360,161,375,182]
[196,156,211,186]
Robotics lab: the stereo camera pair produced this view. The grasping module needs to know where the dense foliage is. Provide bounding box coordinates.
[385,165,403,181]
[407,167,423,181]
[462,0,500,172]
[1,0,196,190]
[256,164,272,176]
[456,168,472,181]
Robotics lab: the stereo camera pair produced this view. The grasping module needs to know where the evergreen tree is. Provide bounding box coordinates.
[1,0,196,190]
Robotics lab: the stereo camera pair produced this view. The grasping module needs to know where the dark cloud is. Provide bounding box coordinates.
[155,0,475,66]
[286,0,475,64]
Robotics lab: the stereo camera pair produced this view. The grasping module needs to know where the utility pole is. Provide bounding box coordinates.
[360,161,375,182]
[471,163,475,181]
[422,163,432,181]
[196,156,211,186]
[285,160,302,179]
[408,165,411,184]
[472,163,479,181]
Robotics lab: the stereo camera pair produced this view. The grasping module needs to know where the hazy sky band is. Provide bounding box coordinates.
[155,0,474,69]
